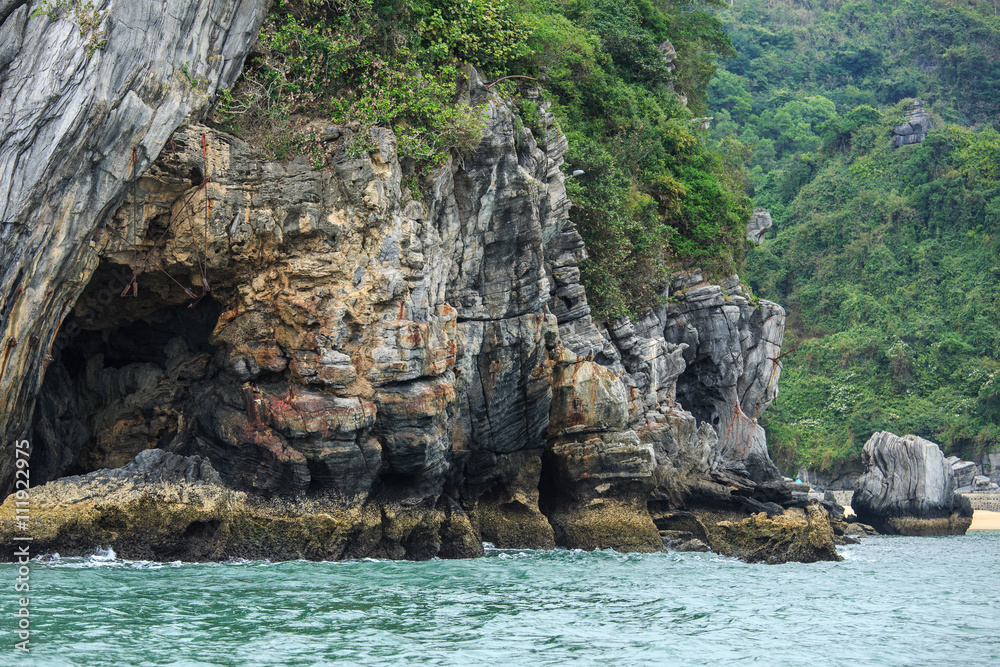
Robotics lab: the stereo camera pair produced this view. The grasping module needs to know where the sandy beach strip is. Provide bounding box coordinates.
[969,510,1000,531]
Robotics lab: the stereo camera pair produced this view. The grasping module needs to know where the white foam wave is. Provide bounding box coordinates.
[91,546,117,561]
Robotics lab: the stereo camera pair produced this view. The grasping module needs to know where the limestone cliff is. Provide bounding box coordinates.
[0,0,267,496]
[0,2,832,562]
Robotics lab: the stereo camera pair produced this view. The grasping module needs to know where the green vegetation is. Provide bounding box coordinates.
[180,62,198,86]
[215,0,528,161]
[705,0,1000,470]
[520,0,751,318]
[31,0,107,56]
[216,0,752,320]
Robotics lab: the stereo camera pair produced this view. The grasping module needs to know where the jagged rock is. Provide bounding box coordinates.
[86,448,222,485]
[658,40,677,72]
[674,538,711,552]
[543,424,661,552]
[547,346,628,436]
[0,67,584,559]
[947,457,980,489]
[891,100,932,148]
[972,475,997,490]
[0,0,267,496]
[706,504,842,564]
[842,520,877,537]
[691,116,713,131]
[541,313,664,553]
[664,272,785,483]
[797,462,863,491]
[652,510,710,543]
[751,479,847,518]
[0,449,489,561]
[469,449,555,549]
[852,432,973,535]
[747,209,773,245]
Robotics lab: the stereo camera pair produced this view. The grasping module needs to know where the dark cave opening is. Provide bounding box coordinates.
[674,358,724,429]
[30,296,224,485]
[60,299,222,371]
[536,446,567,548]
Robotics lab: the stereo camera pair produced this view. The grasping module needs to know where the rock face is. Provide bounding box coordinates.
[747,209,772,245]
[664,273,784,483]
[0,448,484,561]
[853,432,973,535]
[707,504,842,564]
[891,100,932,148]
[542,350,662,552]
[0,17,815,561]
[796,461,863,491]
[946,456,1000,493]
[947,457,980,489]
[0,0,267,497]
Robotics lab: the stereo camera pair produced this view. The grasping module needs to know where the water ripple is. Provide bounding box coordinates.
[2,535,999,665]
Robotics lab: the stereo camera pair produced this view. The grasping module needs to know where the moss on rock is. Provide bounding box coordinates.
[0,451,484,561]
[546,498,663,553]
[702,503,842,564]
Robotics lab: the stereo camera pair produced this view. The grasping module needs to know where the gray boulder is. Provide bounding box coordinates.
[674,538,711,552]
[852,431,973,535]
[747,209,773,245]
[947,457,980,488]
[972,475,998,491]
[891,100,932,148]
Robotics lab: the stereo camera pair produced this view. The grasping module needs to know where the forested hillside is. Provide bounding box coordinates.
[706,0,1000,471]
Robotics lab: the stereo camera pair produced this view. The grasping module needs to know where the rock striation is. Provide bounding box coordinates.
[0,448,486,561]
[746,209,772,245]
[0,0,267,497]
[852,431,972,535]
[664,273,784,484]
[946,456,1000,494]
[0,12,832,562]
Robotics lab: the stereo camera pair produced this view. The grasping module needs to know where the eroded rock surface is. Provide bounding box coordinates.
[747,209,772,245]
[853,431,973,535]
[891,100,932,148]
[707,504,842,564]
[0,0,267,496]
[664,272,784,483]
[0,448,484,561]
[0,44,816,561]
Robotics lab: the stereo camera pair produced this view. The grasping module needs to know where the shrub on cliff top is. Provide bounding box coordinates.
[518,0,750,319]
[215,0,752,321]
[215,0,529,161]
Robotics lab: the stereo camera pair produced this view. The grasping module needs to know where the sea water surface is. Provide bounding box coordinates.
[5,533,1000,666]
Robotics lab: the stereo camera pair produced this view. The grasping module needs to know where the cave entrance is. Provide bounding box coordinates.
[674,358,724,429]
[30,277,224,485]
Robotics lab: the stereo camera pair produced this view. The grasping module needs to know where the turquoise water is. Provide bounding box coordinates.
[4,533,999,666]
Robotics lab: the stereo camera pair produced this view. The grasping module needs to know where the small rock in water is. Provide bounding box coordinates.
[674,538,711,553]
